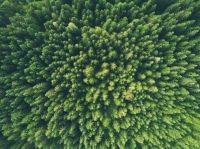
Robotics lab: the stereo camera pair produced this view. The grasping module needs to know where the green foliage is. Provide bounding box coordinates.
[0,0,200,149]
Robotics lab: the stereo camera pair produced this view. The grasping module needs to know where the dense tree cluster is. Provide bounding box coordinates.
[0,0,200,148]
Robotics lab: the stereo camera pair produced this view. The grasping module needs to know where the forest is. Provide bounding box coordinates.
[0,0,200,148]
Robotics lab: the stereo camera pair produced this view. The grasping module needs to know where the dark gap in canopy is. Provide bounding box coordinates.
[155,0,174,14]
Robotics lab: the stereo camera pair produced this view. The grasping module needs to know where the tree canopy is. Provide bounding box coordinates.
[0,0,200,148]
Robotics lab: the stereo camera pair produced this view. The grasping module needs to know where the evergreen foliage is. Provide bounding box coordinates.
[0,0,200,148]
